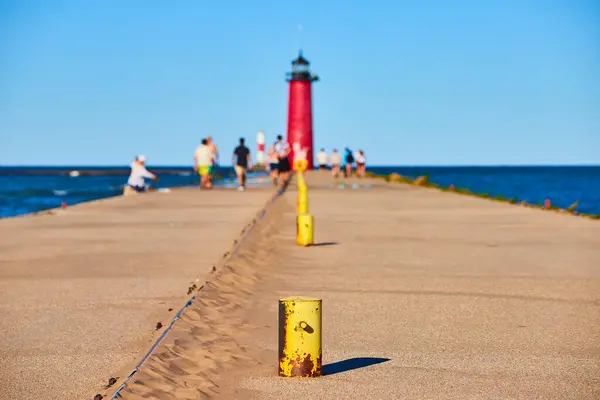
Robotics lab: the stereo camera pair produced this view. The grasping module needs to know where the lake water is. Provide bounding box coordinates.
[1,165,598,218]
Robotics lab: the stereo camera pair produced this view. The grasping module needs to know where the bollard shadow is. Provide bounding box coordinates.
[311,242,339,247]
[322,357,390,376]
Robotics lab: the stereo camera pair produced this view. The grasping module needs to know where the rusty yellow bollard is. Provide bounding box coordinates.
[279,297,322,377]
[296,213,314,246]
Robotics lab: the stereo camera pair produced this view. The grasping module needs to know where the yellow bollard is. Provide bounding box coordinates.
[297,192,309,214]
[295,159,308,190]
[296,213,314,246]
[297,176,306,190]
[278,296,322,377]
[294,159,308,173]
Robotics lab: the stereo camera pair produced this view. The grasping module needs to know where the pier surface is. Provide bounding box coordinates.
[228,173,600,399]
[1,173,599,399]
[0,185,275,399]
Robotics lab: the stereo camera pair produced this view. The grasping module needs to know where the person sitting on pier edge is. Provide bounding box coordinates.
[317,148,328,171]
[124,155,158,196]
[274,135,291,185]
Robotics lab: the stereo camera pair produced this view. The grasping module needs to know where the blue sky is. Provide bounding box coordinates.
[1,0,598,166]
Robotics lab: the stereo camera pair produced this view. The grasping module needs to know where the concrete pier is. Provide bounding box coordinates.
[1,173,598,399]
[232,173,600,399]
[0,186,275,399]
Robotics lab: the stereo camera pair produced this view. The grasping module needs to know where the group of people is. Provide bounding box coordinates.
[124,136,362,195]
[316,148,367,178]
[192,135,252,191]
[193,134,294,192]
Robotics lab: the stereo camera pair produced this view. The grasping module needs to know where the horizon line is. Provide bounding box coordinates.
[1,163,599,168]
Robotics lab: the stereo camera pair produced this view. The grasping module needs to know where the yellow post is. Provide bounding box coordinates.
[298,184,307,196]
[279,296,322,377]
[295,159,308,190]
[297,191,309,214]
[296,213,314,246]
[297,172,306,187]
[294,159,308,174]
[298,181,307,193]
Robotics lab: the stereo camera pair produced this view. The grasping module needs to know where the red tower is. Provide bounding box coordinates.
[286,51,319,170]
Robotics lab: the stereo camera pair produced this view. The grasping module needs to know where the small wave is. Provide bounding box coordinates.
[177,172,192,176]
[2,187,123,198]
[2,188,57,197]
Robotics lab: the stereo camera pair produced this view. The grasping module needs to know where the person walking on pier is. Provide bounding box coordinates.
[317,148,328,171]
[267,143,279,186]
[124,155,158,196]
[206,136,219,186]
[232,137,252,191]
[274,135,291,185]
[330,149,342,178]
[194,139,213,189]
[344,147,354,177]
[356,150,366,177]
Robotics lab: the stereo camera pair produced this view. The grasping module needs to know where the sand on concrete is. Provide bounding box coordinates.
[0,185,276,400]
[227,172,600,399]
[114,193,291,400]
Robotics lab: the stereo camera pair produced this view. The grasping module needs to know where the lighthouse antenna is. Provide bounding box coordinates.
[297,24,303,54]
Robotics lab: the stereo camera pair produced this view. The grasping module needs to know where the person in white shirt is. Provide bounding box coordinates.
[330,149,342,178]
[355,150,366,177]
[125,155,157,195]
[316,148,328,171]
[194,138,214,189]
[273,135,291,185]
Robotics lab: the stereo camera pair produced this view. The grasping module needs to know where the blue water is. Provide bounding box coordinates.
[0,166,598,218]
[370,166,600,215]
[0,166,251,218]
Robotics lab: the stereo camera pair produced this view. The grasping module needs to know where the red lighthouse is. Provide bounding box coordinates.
[286,51,319,170]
